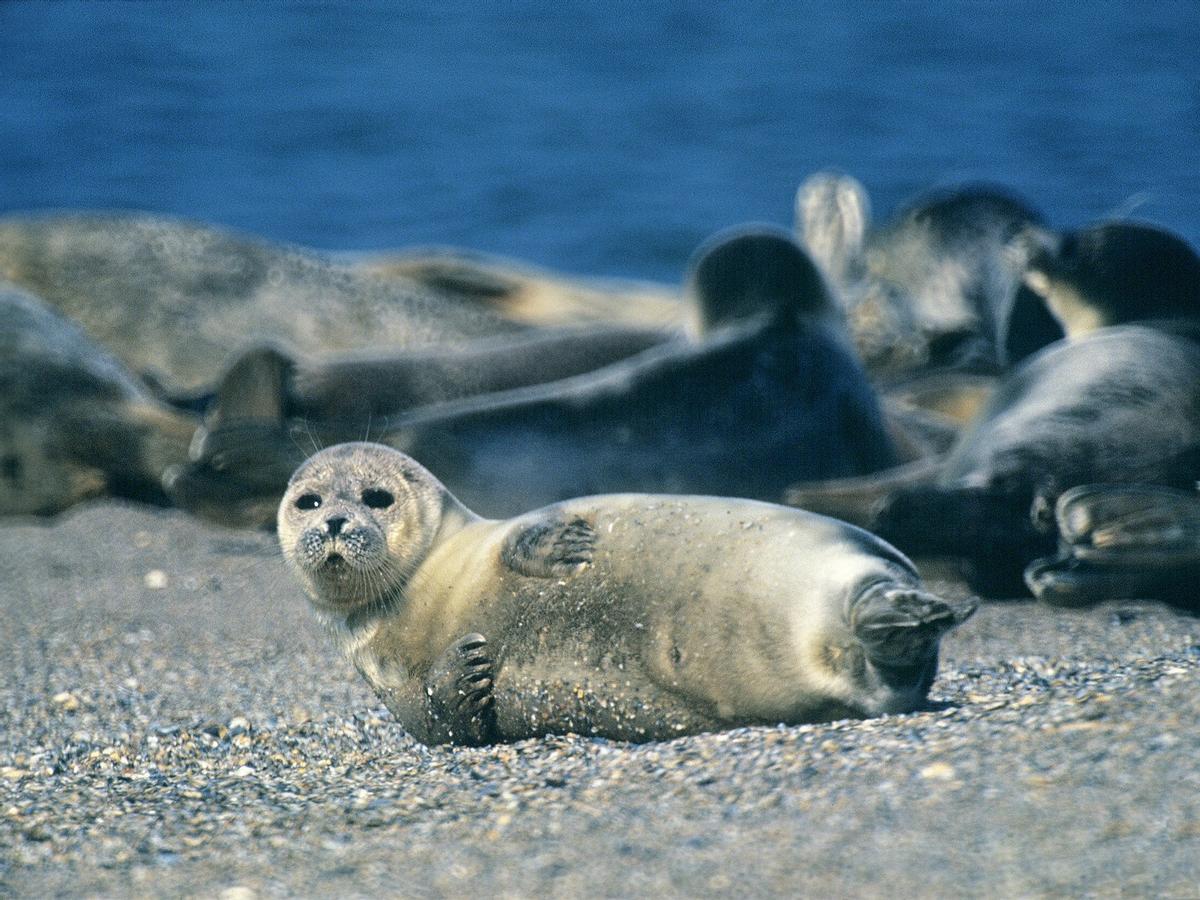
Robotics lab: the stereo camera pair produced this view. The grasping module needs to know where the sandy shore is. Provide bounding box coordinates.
[2,500,1199,897]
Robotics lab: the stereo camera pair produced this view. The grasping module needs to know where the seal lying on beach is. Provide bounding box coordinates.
[796,172,1062,378]
[0,281,195,516]
[195,322,674,424]
[169,226,899,525]
[1019,221,1200,338]
[0,212,526,392]
[278,442,977,745]
[872,325,1200,595]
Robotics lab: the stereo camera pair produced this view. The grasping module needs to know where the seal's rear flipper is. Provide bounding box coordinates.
[851,586,977,668]
[1026,483,1200,608]
[795,171,870,287]
[1025,554,1200,609]
[501,513,596,578]
[1053,483,1200,566]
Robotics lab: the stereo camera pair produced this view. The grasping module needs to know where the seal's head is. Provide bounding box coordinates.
[685,226,833,335]
[277,442,448,615]
[1022,221,1200,337]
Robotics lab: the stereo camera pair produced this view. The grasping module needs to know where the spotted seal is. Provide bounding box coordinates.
[277,442,976,745]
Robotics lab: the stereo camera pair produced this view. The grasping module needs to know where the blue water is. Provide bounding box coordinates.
[2,1,1198,282]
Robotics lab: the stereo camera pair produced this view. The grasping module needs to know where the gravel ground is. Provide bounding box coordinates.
[2,501,1199,898]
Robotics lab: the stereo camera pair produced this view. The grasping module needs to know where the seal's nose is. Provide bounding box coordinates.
[326,516,347,536]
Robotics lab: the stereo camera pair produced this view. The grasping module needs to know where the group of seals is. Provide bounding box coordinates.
[11,179,1200,745]
[169,227,900,524]
[278,442,976,745]
[852,221,1200,599]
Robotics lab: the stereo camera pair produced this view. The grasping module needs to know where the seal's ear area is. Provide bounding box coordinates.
[850,586,978,668]
[685,226,832,335]
[795,171,870,285]
[501,514,596,578]
[207,342,296,429]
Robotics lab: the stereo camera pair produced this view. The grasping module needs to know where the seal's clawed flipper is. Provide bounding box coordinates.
[1025,484,1200,608]
[851,585,978,668]
[501,514,596,578]
[425,633,497,746]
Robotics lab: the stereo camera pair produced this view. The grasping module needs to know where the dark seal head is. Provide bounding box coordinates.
[1021,221,1200,337]
[686,225,833,334]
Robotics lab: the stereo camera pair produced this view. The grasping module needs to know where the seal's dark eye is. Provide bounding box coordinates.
[361,488,394,509]
[295,493,322,510]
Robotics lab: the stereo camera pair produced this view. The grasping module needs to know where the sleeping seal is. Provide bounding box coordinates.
[169,226,899,525]
[0,281,195,515]
[192,322,674,425]
[277,442,976,745]
[0,212,526,393]
[354,245,682,329]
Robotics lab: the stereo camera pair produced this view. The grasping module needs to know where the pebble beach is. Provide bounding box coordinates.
[3,500,1198,897]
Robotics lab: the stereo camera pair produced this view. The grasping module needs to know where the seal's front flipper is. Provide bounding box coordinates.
[424,633,497,746]
[501,514,596,578]
[851,585,978,669]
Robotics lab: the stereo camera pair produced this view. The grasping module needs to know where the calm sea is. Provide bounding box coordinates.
[2,1,1198,282]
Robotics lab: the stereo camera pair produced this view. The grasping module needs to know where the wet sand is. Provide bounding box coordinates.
[2,501,1198,897]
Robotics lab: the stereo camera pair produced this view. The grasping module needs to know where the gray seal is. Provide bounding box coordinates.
[0,212,526,393]
[1020,221,1200,338]
[277,442,976,745]
[873,324,1200,595]
[355,245,682,329]
[169,226,899,525]
[0,281,195,516]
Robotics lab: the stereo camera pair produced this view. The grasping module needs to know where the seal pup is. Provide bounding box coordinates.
[169,226,899,525]
[0,281,195,516]
[0,212,525,392]
[355,245,683,329]
[278,442,976,745]
[1019,221,1200,338]
[1024,483,1200,609]
[872,325,1200,595]
[796,172,1063,378]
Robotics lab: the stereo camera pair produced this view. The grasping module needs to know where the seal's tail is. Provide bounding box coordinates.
[851,586,977,669]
